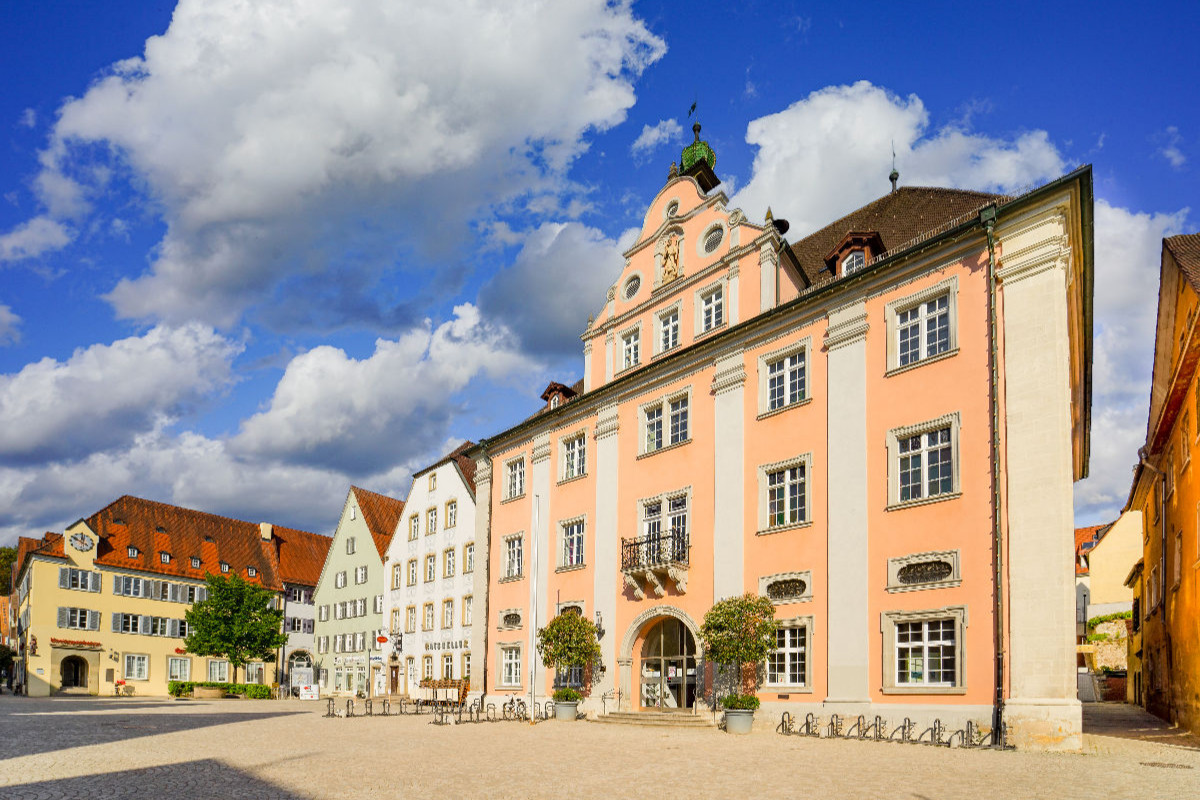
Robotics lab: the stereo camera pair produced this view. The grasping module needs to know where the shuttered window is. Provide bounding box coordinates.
[56,606,99,630]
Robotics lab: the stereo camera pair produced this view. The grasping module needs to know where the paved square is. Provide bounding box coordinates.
[1,698,1197,799]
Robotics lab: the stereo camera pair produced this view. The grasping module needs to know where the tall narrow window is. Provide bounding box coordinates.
[702,287,724,332]
[506,459,525,499]
[561,520,585,568]
[427,507,437,535]
[505,536,524,579]
[622,329,640,370]
[767,626,807,686]
[767,350,806,410]
[645,406,663,452]
[446,500,457,529]
[898,427,953,502]
[563,434,586,480]
[660,309,680,352]
[767,464,806,527]
[669,397,689,445]
[897,295,950,367]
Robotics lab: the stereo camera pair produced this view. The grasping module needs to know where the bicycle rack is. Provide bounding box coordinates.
[825,714,843,738]
[345,699,355,718]
[363,699,373,717]
[324,698,336,718]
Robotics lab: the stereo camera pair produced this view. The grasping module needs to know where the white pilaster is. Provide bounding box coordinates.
[727,263,740,326]
[823,301,871,708]
[712,351,746,600]
[593,403,620,699]
[760,245,778,313]
[469,457,493,697]
[529,434,552,702]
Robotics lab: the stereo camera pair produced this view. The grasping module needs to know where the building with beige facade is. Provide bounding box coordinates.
[469,126,1094,750]
[10,495,319,697]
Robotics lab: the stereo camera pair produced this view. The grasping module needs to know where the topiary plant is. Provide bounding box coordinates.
[699,593,777,709]
[537,610,601,698]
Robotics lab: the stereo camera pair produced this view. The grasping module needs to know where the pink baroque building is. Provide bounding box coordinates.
[468,126,1094,750]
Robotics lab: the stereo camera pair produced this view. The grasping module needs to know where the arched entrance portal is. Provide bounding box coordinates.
[60,655,88,690]
[638,618,698,710]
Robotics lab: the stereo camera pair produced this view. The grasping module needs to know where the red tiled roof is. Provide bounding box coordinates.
[1166,233,1200,292]
[1074,522,1112,576]
[414,441,479,497]
[84,495,316,591]
[350,486,404,559]
[788,187,1002,285]
[271,525,332,588]
[13,532,67,588]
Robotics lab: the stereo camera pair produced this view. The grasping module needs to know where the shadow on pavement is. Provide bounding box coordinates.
[1,758,313,799]
[1083,702,1200,751]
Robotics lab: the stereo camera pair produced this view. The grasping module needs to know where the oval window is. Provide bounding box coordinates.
[503,612,522,627]
[624,275,641,299]
[665,200,679,218]
[703,226,723,254]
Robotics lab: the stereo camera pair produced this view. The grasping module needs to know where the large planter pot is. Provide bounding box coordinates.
[192,686,224,699]
[554,701,579,721]
[723,708,755,734]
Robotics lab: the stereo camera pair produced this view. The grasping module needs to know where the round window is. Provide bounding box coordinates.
[665,200,679,218]
[703,226,724,254]
[624,275,641,299]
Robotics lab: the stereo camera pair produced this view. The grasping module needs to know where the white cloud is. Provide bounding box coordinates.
[0,215,72,262]
[1156,126,1187,169]
[1074,200,1191,523]
[631,118,683,160]
[0,303,19,345]
[0,324,241,464]
[19,108,36,128]
[16,0,664,328]
[731,81,1067,236]
[478,221,625,357]
[233,304,536,473]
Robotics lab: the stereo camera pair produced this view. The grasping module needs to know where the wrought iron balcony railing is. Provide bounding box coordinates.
[621,530,689,572]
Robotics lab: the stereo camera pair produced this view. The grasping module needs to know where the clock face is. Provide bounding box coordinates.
[70,532,94,552]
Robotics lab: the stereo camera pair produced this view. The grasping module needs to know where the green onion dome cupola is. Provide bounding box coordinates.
[678,121,720,193]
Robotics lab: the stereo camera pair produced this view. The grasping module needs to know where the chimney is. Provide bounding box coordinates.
[259,522,273,541]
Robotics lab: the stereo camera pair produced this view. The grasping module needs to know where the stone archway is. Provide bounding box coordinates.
[60,655,88,691]
[617,605,703,711]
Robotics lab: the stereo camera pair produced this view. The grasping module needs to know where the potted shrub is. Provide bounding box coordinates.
[536,611,601,721]
[699,593,777,734]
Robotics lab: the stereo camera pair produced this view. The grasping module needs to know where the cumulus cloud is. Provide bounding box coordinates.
[1074,200,1191,523]
[0,303,19,345]
[731,81,1066,235]
[631,118,683,159]
[478,221,626,357]
[0,216,72,262]
[1156,126,1187,169]
[0,324,240,465]
[11,0,664,328]
[233,303,535,473]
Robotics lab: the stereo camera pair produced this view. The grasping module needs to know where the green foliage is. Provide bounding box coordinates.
[537,612,601,672]
[1086,632,1111,643]
[0,643,14,672]
[183,574,286,684]
[167,681,272,698]
[0,546,16,595]
[719,693,761,710]
[700,593,777,696]
[1086,611,1132,631]
[552,687,583,703]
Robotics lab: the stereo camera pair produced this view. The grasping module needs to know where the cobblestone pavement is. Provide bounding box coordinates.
[1,696,1198,799]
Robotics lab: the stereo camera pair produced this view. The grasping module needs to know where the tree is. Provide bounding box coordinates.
[699,593,778,707]
[0,643,13,674]
[536,610,601,699]
[0,546,16,595]
[184,574,286,684]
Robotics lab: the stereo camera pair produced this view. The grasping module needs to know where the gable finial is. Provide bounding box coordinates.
[889,139,899,193]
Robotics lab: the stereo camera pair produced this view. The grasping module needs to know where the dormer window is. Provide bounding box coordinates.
[191,557,201,569]
[220,562,230,573]
[127,546,139,558]
[843,250,865,274]
[550,395,560,409]
[160,552,171,564]
[248,566,257,577]
[155,525,167,533]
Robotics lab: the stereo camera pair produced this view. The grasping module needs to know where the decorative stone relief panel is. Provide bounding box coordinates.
[885,550,961,593]
[758,570,813,604]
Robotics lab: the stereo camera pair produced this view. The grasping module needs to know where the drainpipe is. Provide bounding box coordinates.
[981,205,1005,741]
[1137,448,1167,713]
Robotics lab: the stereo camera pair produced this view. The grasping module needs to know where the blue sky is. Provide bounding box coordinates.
[0,0,1196,545]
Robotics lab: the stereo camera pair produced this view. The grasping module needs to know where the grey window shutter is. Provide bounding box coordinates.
[59,568,69,589]
[148,580,159,599]
[112,614,122,633]
[198,586,208,602]
[113,578,122,596]
[90,572,101,592]
[168,619,179,637]
[304,618,314,634]
[139,615,151,634]
[88,610,100,631]
[57,607,68,628]
[133,578,143,597]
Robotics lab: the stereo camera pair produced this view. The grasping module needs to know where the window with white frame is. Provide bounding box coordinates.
[758,342,808,414]
[562,433,586,480]
[427,507,437,535]
[355,565,368,584]
[700,285,724,332]
[500,646,522,687]
[842,250,865,275]
[504,535,524,579]
[758,455,811,531]
[60,567,99,592]
[406,606,416,633]
[886,278,958,373]
[446,500,457,528]
[390,607,402,633]
[669,396,688,445]
[409,515,419,540]
[644,404,663,453]
[424,656,434,680]
[560,518,585,568]
[464,543,475,573]
[887,414,960,508]
[881,607,965,693]
[622,327,641,370]
[168,657,190,681]
[444,548,456,577]
[659,307,680,353]
[642,392,690,454]
[356,597,366,616]
[506,458,525,499]
[429,473,437,491]
[392,564,403,590]
[346,537,356,555]
[407,559,417,586]
[374,594,383,614]
[335,571,346,589]
[423,603,435,631]
[463,595,473,626]
[208,660,230,683]
[443,653,454,679]
[766,623,808,687]
[462,652,471,679]
[58,607,97,630]
[124,654,149,681]
[220,562,230,573]
[319,605,329,622]
[425,554,436,582]
[443,599,454,629]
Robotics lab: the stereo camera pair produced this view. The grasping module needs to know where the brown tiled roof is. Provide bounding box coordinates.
[788,187,1003,284]
[524,378,586,423]
[84,495,310,591]
[272,526,332,588]
[1074,522,1112,576]
[13,532,67,588]
[1166,233,1200,292]
[414,441,479,497]
[350,486,404,559]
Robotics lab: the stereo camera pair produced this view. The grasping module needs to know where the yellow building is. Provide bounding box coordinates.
[1125,233,1200,733]
[11,495,316,697]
